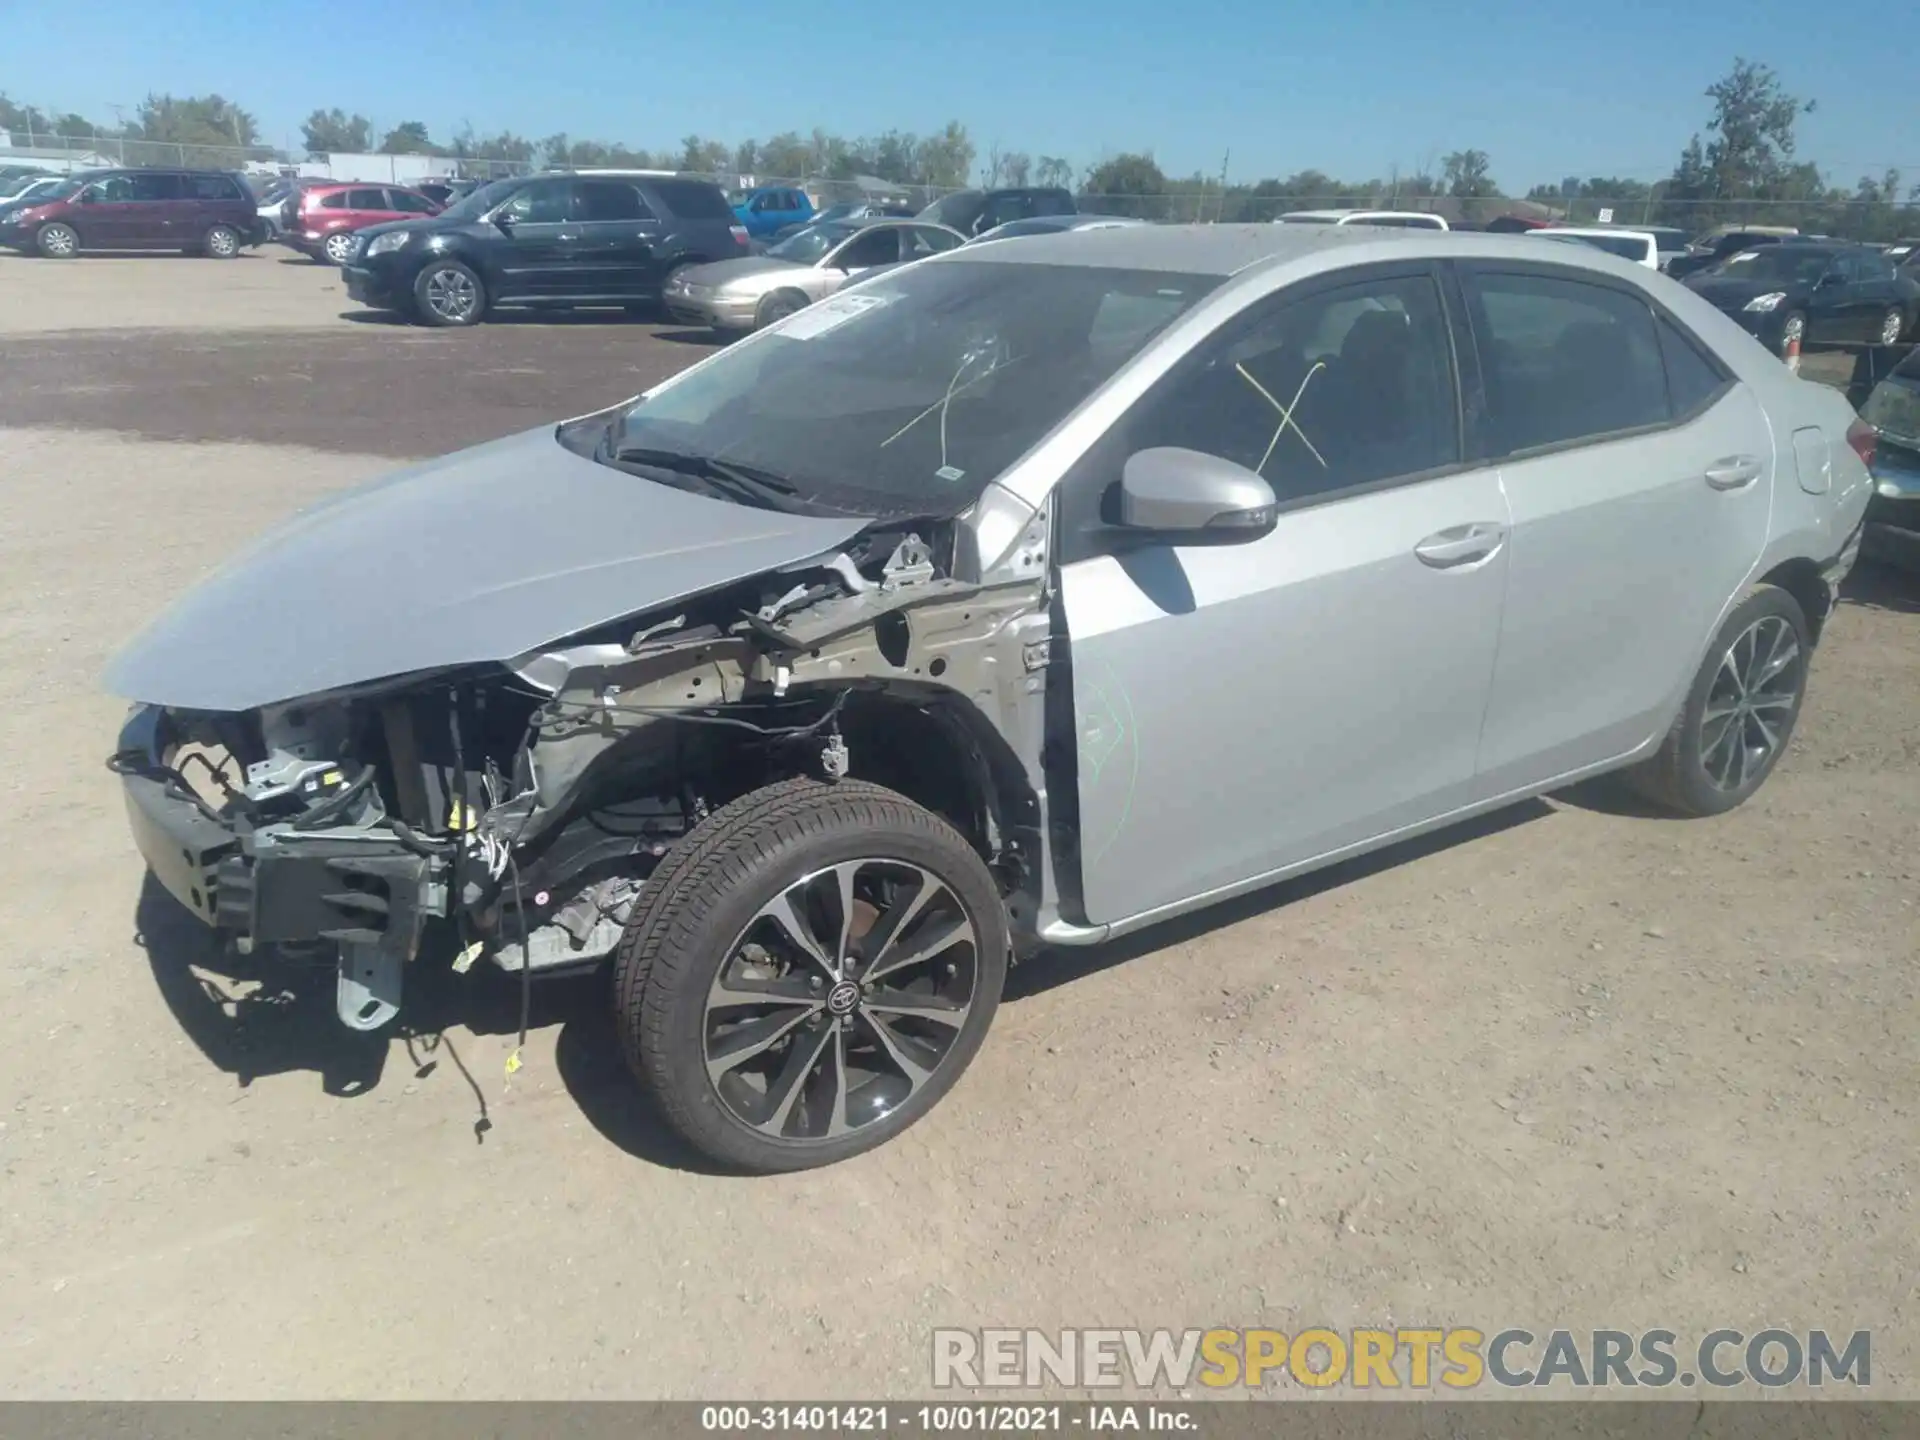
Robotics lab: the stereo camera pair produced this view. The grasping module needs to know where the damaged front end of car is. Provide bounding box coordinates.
[108,509,1056,1033]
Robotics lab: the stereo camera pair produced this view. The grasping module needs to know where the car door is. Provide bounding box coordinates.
[1803,254,1861,343]
[1457,261,1773,794]
[487,178,580,297]
[1056,264,1511,925]
[904,224,964,260]
[568,178,659,298]
[128,171,185,246]
[823,225,904,283]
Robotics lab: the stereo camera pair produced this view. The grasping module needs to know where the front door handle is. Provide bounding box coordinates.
[1414,521,1507,568]
[1705,456,1763,490]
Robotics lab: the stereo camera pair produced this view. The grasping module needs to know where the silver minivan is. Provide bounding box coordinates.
[107,226,1872,1171]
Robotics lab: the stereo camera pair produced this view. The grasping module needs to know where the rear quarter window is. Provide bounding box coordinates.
[186,174,244,201]
[647,179,734,221]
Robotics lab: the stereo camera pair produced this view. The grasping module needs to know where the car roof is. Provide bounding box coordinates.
[947,221,1681,278]
[1540,226,1656,240]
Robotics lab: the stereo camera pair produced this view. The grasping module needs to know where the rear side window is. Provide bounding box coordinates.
[648,179,734,221]
[345,187,386,210]
[574,180,649,222]
[1467,271,1669,453]
[318,190,351,209]
[186,174,242,200]
[1655,315,1731,417]
[129,172,184,201]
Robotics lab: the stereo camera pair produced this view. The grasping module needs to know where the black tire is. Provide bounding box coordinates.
[1624,584,1811,817]
[203,224,241,259]
[34,222,78,259]
[412,259,487,327]
[754,289,809,330]
[613,777,1008,1173]
[1776,310,1806,358]
[319,231,358,266]
[1874,306,1905,347]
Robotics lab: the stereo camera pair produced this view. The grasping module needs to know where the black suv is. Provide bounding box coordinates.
[341,171,750,326]
[917,186,1076,238]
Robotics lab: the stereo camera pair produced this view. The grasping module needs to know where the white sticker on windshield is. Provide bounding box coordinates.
[935,465,966,483]
[776,292,892,340]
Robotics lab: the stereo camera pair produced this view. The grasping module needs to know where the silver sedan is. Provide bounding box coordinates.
[663,217,966,334]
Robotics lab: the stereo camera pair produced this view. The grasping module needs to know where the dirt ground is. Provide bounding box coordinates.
[0,249,1914,1401]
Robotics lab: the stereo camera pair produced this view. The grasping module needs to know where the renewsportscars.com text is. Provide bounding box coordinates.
[932,1327,1871,1391]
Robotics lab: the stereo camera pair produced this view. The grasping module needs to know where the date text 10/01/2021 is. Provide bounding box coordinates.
[701,1405,1198,1432]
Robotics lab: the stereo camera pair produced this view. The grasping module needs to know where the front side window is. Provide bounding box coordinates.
[1467,271,1669,453]
[387,189,436,214]
[1114,272,1459,507]
[830,227,902,269]
[500,180,570,224]
[604,260,1220,515]
[766,222,860,263]
[906,224,963,256]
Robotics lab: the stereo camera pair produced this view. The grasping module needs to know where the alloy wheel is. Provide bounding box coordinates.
[702,858,981,1142]
[423,267,478,323]
[207,228,238,258]
[324,232,356,264]
[40,225,75,257]
[1699,614,1802,793]
[1780,314,1804,351]
[1879,308,1904,347]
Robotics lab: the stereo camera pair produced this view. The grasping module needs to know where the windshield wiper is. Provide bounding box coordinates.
[611,445,804,509]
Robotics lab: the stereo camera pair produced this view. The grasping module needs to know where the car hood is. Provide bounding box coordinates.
[103,424,868,712]
[682,256,812,292]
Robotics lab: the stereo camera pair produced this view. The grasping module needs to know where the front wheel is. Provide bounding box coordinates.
[1624,584,1810,817]
[35,222,78,258]
[321,231,358,266]
[413,259,486,326]
[753,289,808,330]
[613,778,1009,1173]
[1777,310,1806,357]
[1875,306,1906,347]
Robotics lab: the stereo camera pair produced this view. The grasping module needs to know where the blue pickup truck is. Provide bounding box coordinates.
[733,185,814,239]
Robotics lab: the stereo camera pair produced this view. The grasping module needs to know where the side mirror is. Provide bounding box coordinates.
[491,212,515,233]
[1118,447,1277,539]
[1816,271,1843,288]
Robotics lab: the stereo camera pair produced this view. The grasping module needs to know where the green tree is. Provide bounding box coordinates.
[1034,155,1073,189]
[1082,152,1168,218]
[379,120,437,155]
[914,122,975,188]
[301,108,372,154]
[135,93,258,148]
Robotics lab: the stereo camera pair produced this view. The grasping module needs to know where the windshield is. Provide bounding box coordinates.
[11,178,76,204]
[1277,214,1337,224]
[766,222,858,263]
[1543,232,1649,261]
[609,260,1220,514]
[812,202,859,224]
[1709,248,1835,284]
[435,177,522,222]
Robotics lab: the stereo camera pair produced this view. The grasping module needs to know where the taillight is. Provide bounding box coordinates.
[729,224,750,248]
[1846,417,1877,469]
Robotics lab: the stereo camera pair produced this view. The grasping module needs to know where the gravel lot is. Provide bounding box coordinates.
[0,250,1914,1401]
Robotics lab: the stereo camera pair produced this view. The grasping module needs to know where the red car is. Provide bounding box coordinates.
[285,182,442,265]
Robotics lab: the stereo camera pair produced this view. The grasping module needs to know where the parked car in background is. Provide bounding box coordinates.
[1887,238,1920,273]
[733,185,814,239]
[1858,343,1920,570]
[284,182,443,265]
[0,174,69,210]
[1533,226,1660,269]
[0,168,261,258]
[1484,214,1551,233]
[342,171,750,326]
[1666,226,1797,280]
[104,226,1870,1172]
[0,164,49,188]
[416,178,483,207]
[1684,242,1918,355]
[1275,208,1450,230]
[967,214,1147,244]
[770,199,914,241]
[918,186,1076,237]
[663,217,964,333]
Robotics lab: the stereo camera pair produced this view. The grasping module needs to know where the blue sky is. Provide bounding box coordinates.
[9,0,1919,191]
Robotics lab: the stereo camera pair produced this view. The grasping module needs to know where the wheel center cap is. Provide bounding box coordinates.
[826,980,861,1016]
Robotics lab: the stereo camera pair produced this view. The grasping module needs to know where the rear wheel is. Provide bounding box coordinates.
[203,224,241,259]
[321,231,358,266]
[1624,584,1810,817]
[613,777,1008,1173]
[413,259,486,327]
[35,222,78,258]
[1875,306,1905,347]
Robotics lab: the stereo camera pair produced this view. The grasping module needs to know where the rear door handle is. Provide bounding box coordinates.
[1705,456,1763,490]
[1414,521,1507,568]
